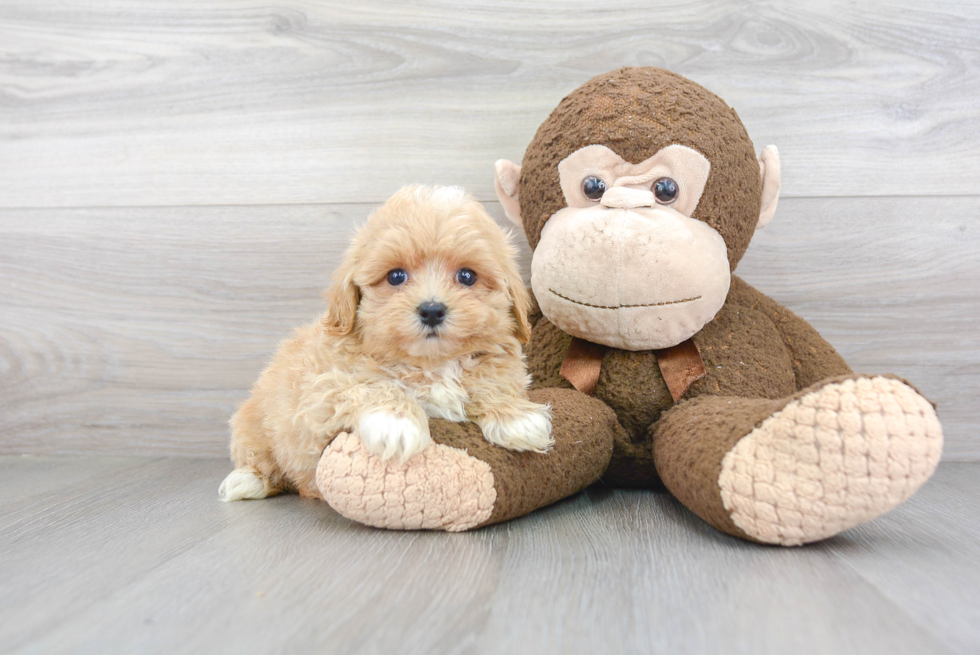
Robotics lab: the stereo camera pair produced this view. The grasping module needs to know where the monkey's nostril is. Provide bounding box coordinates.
[418,302,447,328]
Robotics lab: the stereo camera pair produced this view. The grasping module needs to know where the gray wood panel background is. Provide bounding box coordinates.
[2,0,979,206]
[1,1,978,460]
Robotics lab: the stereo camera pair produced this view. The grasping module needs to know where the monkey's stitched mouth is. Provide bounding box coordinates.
[549,288,701,309]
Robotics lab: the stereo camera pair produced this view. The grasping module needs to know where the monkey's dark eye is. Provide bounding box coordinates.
[653,177,679,204]
[387,269,408,286]
[455,268,477,287]
[582,176,607,201]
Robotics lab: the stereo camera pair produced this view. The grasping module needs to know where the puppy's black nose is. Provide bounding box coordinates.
[418,302,447,328]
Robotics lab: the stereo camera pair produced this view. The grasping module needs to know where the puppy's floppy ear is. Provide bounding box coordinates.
[510,282,533,344]
[502,258,532,344]
[323,257,359,336]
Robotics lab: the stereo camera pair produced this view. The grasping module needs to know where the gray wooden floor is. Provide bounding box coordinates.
[1,457,977,655]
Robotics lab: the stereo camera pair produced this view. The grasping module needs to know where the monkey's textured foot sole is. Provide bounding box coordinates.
[316,432,496,532]
[718,377,943,546]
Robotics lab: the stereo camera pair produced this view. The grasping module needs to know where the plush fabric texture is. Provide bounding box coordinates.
[718,376,943,545]
[653,393,784,540]
[556,144,711,216]
[531,204,732,350]
[529,277,819,439]
[494,159,523,226]
[525,276,821,489]
[726,279,854,389]
[317,432,496,532]
[756,145,781,228]
[519,67,762,268]
[654,339,706,402]
[559,337,607,395]
[323,386,621,530]
[425,388,621,527]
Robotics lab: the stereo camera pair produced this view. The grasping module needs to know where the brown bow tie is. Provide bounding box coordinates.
[560,337,706,402]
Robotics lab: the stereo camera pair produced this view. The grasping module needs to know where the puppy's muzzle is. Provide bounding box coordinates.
[418,301,447,328]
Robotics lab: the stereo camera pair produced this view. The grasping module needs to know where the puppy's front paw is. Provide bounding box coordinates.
[480,404,553,453]
[357,411,432,462]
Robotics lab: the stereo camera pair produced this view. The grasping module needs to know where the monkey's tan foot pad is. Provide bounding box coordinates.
[719,377,943,546]
[316,432,497,532]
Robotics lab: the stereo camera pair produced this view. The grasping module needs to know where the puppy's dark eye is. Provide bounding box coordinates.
[653,177,679,205]
[582,176,607,201]
[386,269,408,286]
[455,268,477,287]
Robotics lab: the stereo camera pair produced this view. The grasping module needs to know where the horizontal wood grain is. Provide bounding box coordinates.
[1,197,976,459]
[0,0,978,207]
[1,456,976,654]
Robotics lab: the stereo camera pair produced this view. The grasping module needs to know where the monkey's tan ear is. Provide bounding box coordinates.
[757,145,781,229]
[322,266,359,336]
[494,159,523,228]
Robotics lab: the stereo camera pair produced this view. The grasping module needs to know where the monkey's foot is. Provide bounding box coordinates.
[317,432,497,532]
[718,376,943,546]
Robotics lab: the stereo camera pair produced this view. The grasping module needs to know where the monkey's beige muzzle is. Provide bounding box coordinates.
[531,205,731,351]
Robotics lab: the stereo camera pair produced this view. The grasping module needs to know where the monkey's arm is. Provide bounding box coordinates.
[318,387,619,531]
[728,276,851,390]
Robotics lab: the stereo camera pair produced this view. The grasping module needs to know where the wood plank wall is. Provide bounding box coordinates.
[1,1,978,459]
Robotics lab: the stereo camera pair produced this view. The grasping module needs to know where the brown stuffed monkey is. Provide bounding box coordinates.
[317,67,942,545]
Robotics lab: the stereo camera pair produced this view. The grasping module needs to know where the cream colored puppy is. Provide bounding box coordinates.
[220,185,552,501]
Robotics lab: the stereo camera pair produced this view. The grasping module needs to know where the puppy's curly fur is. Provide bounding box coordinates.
[220,185,553,501]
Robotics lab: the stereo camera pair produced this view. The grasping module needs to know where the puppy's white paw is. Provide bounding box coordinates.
[480,404,554,453]
[358,411,432,462]
[219,468,273,502]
